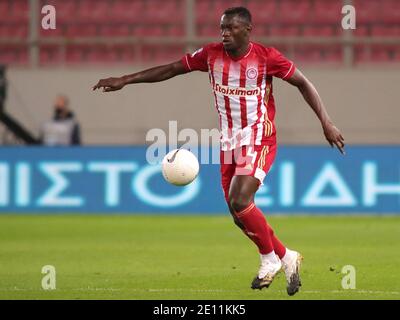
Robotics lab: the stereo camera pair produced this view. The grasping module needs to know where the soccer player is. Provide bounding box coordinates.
[93,7,345,296]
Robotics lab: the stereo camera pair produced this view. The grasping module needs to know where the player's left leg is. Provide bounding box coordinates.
[246,143,302,295]
[228,175,282,289]
[229,144,302,293]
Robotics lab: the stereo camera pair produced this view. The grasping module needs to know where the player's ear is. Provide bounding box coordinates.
[247,23,252,33]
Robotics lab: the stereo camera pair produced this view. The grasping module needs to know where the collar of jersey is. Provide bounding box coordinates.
[224,42,253,61]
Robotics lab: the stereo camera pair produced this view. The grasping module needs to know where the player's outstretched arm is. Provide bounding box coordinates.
[286,69,346,155]
[92,60,188,92]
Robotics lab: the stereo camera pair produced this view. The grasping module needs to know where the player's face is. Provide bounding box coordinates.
[220,14,251,51]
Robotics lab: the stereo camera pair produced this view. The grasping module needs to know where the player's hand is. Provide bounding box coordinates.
[323,122,346,155]
[92,77,125,92]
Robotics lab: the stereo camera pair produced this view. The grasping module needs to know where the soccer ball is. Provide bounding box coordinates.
[162,149,199,186]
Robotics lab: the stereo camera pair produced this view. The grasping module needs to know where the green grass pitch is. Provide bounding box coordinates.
[0,215,399,300]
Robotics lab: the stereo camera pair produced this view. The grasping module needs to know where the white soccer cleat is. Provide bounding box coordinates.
[282,251,303,296]
[251,259,282,290]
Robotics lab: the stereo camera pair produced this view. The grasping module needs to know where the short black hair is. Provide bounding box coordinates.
[223,6,252,24]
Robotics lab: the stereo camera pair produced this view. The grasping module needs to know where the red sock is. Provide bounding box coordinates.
[235,203,274,254]
[270,228,286,259]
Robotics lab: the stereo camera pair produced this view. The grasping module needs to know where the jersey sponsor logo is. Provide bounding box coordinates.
[246,67,258,80]
[213,83,261,97]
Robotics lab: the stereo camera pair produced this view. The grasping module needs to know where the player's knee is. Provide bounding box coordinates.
[229,193,252,214]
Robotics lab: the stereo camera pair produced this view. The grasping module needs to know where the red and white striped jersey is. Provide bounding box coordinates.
[181,42,296,151]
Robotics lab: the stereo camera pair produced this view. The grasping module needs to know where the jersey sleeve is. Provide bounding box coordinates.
[266,47,296,80]
[181,46,208,72]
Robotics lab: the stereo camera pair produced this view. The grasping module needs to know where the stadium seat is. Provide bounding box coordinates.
[141,45,185,63]
[167,24,185,37]
[251,24,269,37]
[8,0,29,23]
[371,25,400,37]
[134,25,165,37]
[66,45,86,63]
[197,24,220,37]
[311,0,343,23]
[355,45,396,63]
[65,24,98,38]
[196,5,222,24]
[278,0,311,24]
[99,24,131,37]
[47,0,78,24]
[144,0,184,24]
[371,47,392,62]
[39,45,63,65]
[353,0,382,23]
[0,45,28,65]
[247,1,277,24]
[108,0,144,23]
[354,25,370,37]
[381,0,400,23]
[294,45,342,64]
[394,47,400,61]
[269,25,299,37]
[302,25,335,37]
[113,45,136,63]
[0,24,28,39]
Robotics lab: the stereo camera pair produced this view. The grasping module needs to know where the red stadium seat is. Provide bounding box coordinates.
[47,0,78,24]
[354,25,370,37]
[66,45,86,63]
[371,47,391,62]
[394,47,400,61]
[39,45,63,65]
[134,25,165,37]
[353,0,382,23]
[355,45,399,63]
[112,45,136,63]
[65,24,98,38]
[196,0,215,24]
[278,0,311,24]
[195,0,212,22]
[381,0,400,23]
[312,0,343,23]
[302,25,335,37]
[269,25,300,37]
[294,45,342,64]
[141,45,185,63]
[0,45,28,65]
[39,23,65,37]
[247,0,277,24]
[166,24,185,37]
[371,25,400,37]
[197,24,220,37]
[99,24,131,37]
[144,0,184,24]
[0,1,9,16]
[108,0,143,23]
[0,24,28,39]
[211,0,245,17]
[250,24,269,37]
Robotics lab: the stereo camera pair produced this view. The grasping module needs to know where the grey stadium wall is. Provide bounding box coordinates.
[4,66,400,145]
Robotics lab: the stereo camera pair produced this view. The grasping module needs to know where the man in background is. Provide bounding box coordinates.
[40,94,81,146]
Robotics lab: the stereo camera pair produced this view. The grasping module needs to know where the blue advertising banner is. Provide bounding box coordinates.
[0,146,399,214]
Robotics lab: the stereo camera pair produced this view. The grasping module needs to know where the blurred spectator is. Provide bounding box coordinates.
[40,95,81,146]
